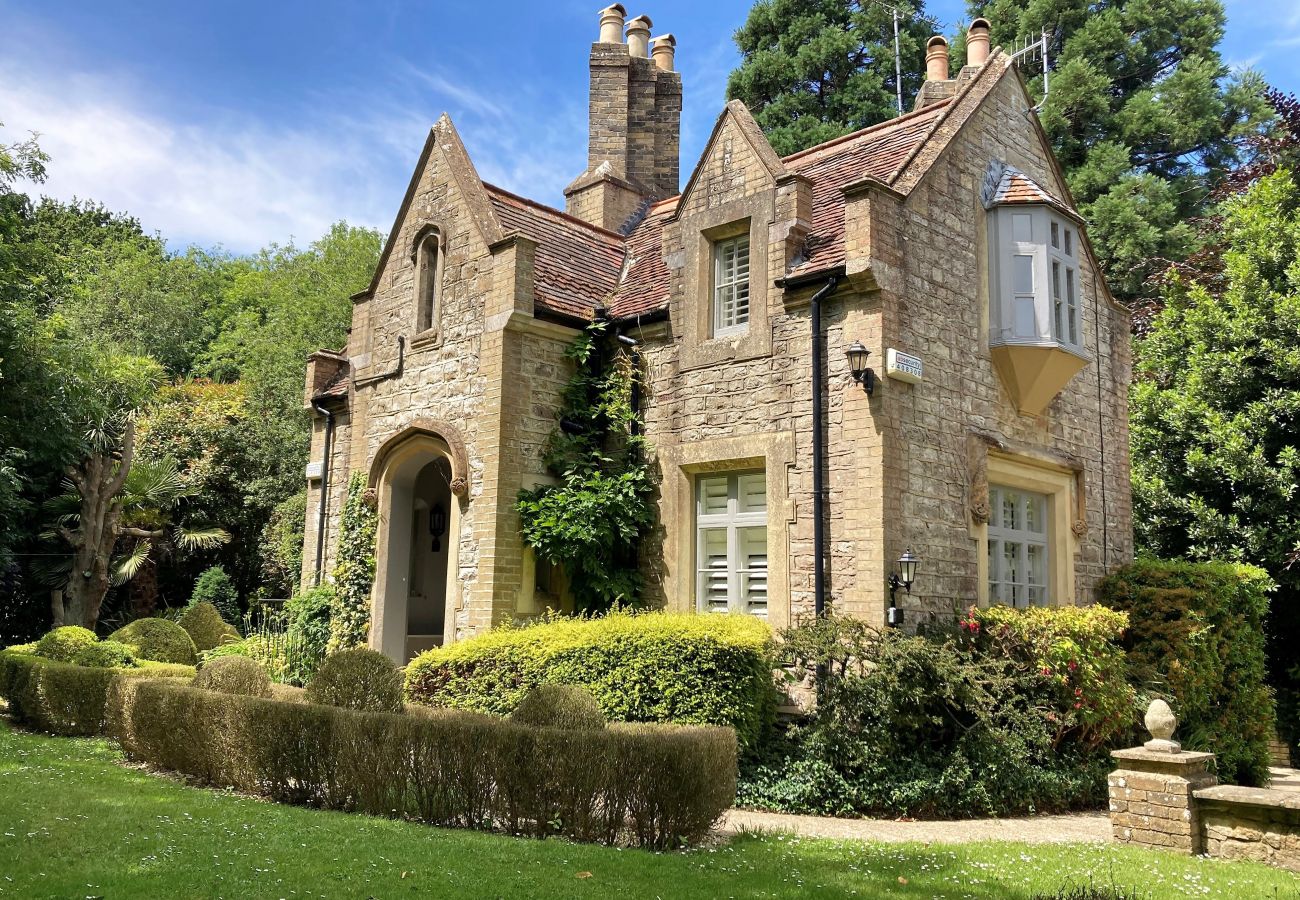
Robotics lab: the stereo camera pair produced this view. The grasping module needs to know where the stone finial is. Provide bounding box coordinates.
[1144,698,1182,753]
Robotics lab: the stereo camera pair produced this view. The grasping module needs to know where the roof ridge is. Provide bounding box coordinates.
[782,101,951,165]
[483,181,626,244]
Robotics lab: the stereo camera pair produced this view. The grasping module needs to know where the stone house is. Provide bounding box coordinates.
[302,7,1133,661]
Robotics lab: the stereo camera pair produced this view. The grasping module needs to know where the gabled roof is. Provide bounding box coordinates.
[486,184,625,320]
[984,164,1082,222]
[609,197,676,319]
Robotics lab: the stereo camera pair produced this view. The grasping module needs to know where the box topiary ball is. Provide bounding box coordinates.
[71,640,138,669]
[178,602,241,652]
[34,626,99,662]
[510,684,607,730]
[305,648,403,713]
[109,618,198,666]
[193,655,272,698]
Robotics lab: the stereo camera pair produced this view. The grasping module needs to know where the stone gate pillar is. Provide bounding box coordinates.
[1109,699,1218,853]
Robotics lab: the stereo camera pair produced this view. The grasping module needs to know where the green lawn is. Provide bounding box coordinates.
[0,721,1297,899]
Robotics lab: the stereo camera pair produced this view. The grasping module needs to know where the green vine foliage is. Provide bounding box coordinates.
[517,321,655,613]
[328,473,378,653]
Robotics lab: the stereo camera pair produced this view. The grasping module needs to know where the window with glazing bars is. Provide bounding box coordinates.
[696,471,767,616]
[987,485,1050,607]
[712,234,750,335]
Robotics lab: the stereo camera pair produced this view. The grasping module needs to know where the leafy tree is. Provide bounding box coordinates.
[727,0,935,156]
[190,565,241,625]
[1130,166,1300,735]
[969,0,1273,300]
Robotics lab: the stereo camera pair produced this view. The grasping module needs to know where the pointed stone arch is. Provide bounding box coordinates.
[369,419,470,500]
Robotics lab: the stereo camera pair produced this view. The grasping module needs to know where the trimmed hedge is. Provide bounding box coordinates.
[110,618,198,665]
[0,650,194,736]
[406,611,775,749]
[72,640,138,670]
[178,602,241,653]
[194,656,271,698]
[34,626,98,662]
[306,648,403,713]
[1098,558,1276,785]
[118,679,736,849]
[511,685,607,730]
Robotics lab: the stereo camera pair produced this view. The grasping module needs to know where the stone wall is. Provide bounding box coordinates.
[1197,786,1300,871]
[874,70,1133,625]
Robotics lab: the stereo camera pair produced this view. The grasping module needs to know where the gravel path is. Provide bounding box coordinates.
[720,808,1111,845]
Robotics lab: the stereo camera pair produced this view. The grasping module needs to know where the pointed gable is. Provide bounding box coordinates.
[354,114,503,300]
[673,99,786,220]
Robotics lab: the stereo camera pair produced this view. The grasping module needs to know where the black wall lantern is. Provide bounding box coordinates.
[845,341,875,396]
[886,548,919,628]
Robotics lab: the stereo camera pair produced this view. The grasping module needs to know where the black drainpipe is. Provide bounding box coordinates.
[810,275,840,617]
[311,401,335,586]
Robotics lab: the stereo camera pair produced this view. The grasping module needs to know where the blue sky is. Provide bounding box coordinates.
[0,1,1290,254]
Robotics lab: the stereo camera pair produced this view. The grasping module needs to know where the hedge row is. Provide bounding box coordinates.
[1098,558,1276,785]
[119,680,735,849]
[406,611,775,749]
[0,651,194,736]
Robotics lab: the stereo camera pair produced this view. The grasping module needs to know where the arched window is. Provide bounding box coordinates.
[416,230,440,334]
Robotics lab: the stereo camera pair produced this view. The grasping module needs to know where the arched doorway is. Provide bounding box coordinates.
[368,427,464,662]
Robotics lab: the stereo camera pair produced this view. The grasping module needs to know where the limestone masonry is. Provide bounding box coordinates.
[301,6,1133,660]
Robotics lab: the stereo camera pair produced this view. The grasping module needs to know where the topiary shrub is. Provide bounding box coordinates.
[190,566,240,626]
[177,602,241,652]
[406,610,775,749]
[109,618,198,666]
[71,640,137,669]
[1098,558,1276,785]
[510,684,607,730]
[194,655,272,698]
[306,648,403,713]
[34,626,99,663]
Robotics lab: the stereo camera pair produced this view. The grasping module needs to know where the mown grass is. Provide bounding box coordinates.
[0,719,1297,899]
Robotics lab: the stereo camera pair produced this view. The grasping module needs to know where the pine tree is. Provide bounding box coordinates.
[727,0,935,157]
[969,0,1273,301]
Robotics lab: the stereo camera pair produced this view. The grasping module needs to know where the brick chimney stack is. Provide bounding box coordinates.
[565,5,682,233]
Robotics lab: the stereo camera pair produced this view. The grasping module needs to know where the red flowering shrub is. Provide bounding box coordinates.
[963,605,1134,752]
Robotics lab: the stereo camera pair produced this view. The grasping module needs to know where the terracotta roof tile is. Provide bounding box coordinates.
[485,184,625,319]
[608,198,675,319]
[783,102,949,276]
[986,166,1077,219]
[317,370,350,399]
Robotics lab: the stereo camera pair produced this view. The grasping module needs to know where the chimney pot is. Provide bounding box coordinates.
[925,36,950,82]
[598,4,627,44]
[651,33,676,71]
[967,18,990,67]
[626,14,652,57]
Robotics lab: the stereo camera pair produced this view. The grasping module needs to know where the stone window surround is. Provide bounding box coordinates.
[408,222,447,351]
[987,484,1050,607]
[711,229,752,337]
[968,437,1086,607]
[695,469,768,617]
[657,432,795,628]
[678,194,773,371]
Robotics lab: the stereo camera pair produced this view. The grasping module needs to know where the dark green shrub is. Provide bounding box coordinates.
[191,566,240,625]
[283,585,333,684]
[71,640,137,669]
[177,602,241,652]
[34,626,98,662]
[738,612,1124,819]
[118,679,735,848]
[194,655,272,698]
[307,648,403,713]
[1098,558,1275,785]
[510,684,606,730]
[406,610,775,749]
[109,618,198,665]
[0,649,193,736]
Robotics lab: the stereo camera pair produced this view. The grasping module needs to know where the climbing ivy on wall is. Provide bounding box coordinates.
[517,321,655,613]
[328,472,378,652]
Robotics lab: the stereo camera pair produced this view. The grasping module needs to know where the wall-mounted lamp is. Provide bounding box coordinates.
[845,341,875,396]
[886,548,919,628]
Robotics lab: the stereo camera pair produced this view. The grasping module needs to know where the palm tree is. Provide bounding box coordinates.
[43,437,228,629]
